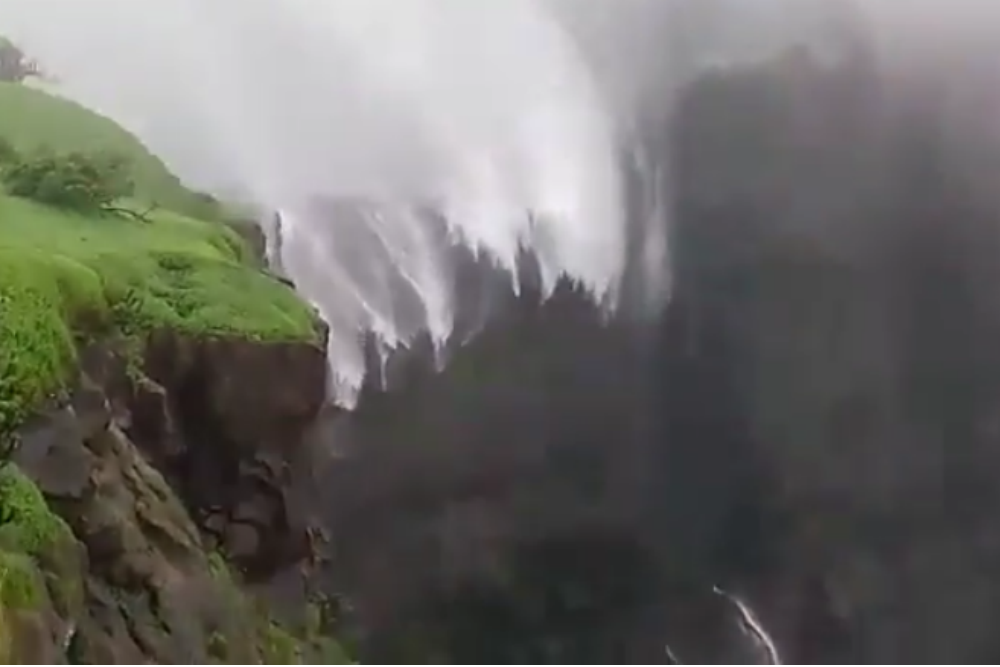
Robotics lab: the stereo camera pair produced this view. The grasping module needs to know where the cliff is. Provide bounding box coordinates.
[0,83,348,663]
[0,216,346,661]
[291,43,1000,664]
[2,329,343,663]
[16,26,1000,664]
[649,46,1000,662]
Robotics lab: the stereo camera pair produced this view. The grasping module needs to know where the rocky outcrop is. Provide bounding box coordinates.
[133,328,329,578]
[16,395,225,663]
[6,326,336,663]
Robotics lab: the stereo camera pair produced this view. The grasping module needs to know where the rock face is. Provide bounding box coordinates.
[309,275,675,662]
[301,38,1000,665]
[137,328,328,578]
[648,44,1000,663]
[8,328,332,663]
[19,407,219,663]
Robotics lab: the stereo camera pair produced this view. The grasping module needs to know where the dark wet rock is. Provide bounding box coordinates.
[131,328,328,578]
[293,35,1000,665]
[226,219,269,268]
[642,42,1000,664]
[304,267,666,662]
[124,325,330,627]
[7,328,337,663]
[128,376,183,462]
[14,406,91,500]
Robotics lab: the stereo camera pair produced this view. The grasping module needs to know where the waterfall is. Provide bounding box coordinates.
[0,0,657,403]
[0,0,876,402]
[714,586,783,664]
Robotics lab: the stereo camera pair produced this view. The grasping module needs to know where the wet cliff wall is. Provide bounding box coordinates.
[1,322,351,663]
[300,41,1000,665]
[652,46,1000,663]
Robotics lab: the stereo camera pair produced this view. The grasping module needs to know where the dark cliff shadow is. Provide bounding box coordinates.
[290,33,1000,666]
[311,264,671,663]
[646,43,1000,663]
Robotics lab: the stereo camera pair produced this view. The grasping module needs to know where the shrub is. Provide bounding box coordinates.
[2,148,134,213]
[0,138,18,166]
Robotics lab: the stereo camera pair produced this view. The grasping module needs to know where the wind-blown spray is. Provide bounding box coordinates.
[1,0,907,401]
[0,0,638,401]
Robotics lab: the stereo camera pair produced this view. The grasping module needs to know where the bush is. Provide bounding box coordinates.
[0,138,18,166]
[2,148,134,213]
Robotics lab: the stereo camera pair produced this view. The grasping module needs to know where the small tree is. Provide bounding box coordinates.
[2,148,135,213]
[0,138,19,165]
[0,38,40,83]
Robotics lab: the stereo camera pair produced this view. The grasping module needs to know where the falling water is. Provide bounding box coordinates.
[0,0,880,403]
[0,0,655,402]
[714,586,783,665]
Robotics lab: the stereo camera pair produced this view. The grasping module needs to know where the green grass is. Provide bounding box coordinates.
[0,465,74,616]
[0,464,87,663]
[0,81,226,220]
[0,196,320,436]
[0,79,330,662]
[0,82,321,437]
[207,550,353,664]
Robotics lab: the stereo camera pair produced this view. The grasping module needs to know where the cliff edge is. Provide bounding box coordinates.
[0,81,347,663]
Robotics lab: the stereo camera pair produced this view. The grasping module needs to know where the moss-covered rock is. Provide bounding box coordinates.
[204,550,352,665]
[6,357,349,664]
[0,465,86,662]
[0,195,323,441]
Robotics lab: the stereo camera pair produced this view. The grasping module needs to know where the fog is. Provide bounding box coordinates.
[0,0,632,397]
[1,0,999,397]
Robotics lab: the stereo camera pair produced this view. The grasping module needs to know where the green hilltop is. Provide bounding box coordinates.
[0,60,347,664]
[0,81,226,219]
[0,80,319,438]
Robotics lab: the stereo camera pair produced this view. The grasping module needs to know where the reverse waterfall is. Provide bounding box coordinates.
[0,0,650,404]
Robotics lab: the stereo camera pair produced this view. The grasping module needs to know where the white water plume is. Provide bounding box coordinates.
[0,0,644,401]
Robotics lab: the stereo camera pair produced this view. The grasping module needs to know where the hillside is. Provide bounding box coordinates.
[0,197,319,435]
[0,81,225,220]
[0,82,342,662]
[0,82,319,439]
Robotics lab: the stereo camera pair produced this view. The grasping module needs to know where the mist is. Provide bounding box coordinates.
[0,0,639,398]
[2,0,1000,398]
[10,0,1000,662]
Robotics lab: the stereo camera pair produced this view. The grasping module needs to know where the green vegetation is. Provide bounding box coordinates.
[0,196,319,436]
[207,551,352,665]
[0,465,76,619]
[3,148,134,213]
[0,53,337,664]
[0,550,45,665]
[0,194,319,435]
[0,83,319,440]
[0,465,83,620]
[0,465,72,558]
[0,82,227,220]
[0,552,43,611]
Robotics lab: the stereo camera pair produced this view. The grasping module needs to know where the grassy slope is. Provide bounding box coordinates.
[0,82,319,437]
[0,81,223,218]
[0,81,342,663]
